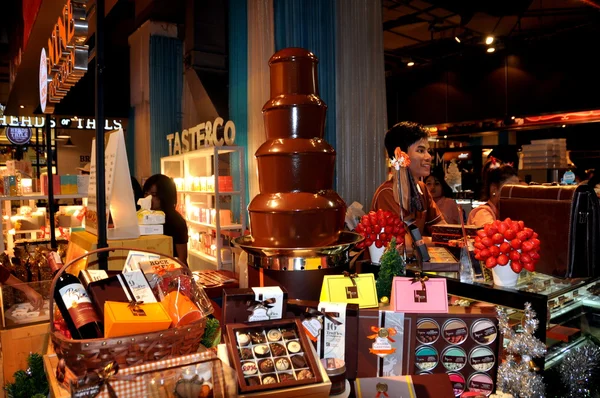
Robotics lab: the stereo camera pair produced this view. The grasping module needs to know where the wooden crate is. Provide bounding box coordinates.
[1,322,50,384]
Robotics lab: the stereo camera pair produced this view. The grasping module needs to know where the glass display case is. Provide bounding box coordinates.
[0,279,51,329]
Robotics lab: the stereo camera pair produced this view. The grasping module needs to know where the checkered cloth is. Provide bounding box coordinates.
[96,350,217,397]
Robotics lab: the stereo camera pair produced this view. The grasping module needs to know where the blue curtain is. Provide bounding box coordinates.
[229,0,249,225]
[149,36,183,175]
[274,0,337,155]
[127,106,135,176]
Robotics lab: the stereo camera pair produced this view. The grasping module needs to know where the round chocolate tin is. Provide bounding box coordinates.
[416,318,440,345]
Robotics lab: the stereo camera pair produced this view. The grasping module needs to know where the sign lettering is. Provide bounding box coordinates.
[167,118,236,155]
[42,0,88,112]
[0,115,124,130]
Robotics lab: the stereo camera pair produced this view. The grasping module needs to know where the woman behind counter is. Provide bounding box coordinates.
[467,161,519,227]
[425,169,461,225]
[142,174,189,265]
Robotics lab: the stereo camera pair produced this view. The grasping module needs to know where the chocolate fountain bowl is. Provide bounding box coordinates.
[248,191,346,248]
[256,138,335,193]
[263,94,326,140]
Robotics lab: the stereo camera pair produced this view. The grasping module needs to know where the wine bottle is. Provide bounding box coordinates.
[47,251,103,339]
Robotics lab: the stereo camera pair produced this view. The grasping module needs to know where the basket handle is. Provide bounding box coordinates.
[49,246,187,328]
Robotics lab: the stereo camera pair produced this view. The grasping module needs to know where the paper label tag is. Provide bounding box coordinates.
[318,302,347,360]
[250,287,284,320]
[124,250,161,272]
[248,307,270,322]
[345,286,359,299]
[413,289,427,303]
[370,337,395,358]
[302,318,322,342]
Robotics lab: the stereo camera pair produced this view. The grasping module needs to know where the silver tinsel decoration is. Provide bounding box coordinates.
[560,344,600,397]
[496,303,547,398]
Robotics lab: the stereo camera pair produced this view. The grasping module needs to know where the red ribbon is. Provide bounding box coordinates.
[376,392,389,398]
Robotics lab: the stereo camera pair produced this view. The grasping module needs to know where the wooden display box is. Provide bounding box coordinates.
[2,322,50,384]
[225,318,324,394]
[66,230,173,272]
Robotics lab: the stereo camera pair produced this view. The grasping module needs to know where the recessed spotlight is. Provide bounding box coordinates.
[455,36,461,43]
[19,105,24,109]
[444,135,448,139]
[487,47,496,53]
[485,36,494,45]
[562,125,566,128]
[511,116,515,120]
[407,61,415,67]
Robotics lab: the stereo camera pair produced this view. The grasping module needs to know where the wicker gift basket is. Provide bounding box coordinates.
[49,247,213,377]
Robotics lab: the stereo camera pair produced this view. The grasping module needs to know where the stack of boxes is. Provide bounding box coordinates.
[522,138,568,170]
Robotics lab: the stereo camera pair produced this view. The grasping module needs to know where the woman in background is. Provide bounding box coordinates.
[143,174,188,265]
[425,169,461,224]
[467,161,519,227]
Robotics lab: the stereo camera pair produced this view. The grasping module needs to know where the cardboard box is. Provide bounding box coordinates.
[139,224,164,235]
[286,299,360,380]
[1,322,50,384]
[354,374,455,397]
[222,287,288,324]
[77,175,89,195]
[60,175,78,194]
[41,174,61,195]
[104,301,171,338]
[356,306,413,378]
[66,230,173,272]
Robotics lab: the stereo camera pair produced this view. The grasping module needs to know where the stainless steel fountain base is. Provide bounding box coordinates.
[233,231,363,271]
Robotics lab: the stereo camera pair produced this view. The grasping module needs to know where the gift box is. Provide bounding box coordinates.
[222,287,287,324]
[162,291,203,327]
[356,306,412,378]
[77,175,89,195]
[139,224,164,235]
[286,299,360,380]
[137,210,166,225]
[87,271,156,318]
[431,224,481,245]
[104,301,171,338]
[353,374,455,397]
[78,269,109,289]
[320,273,378,308]
[422,246,460,272]
[60,175,78,195]
[41,173,61,195]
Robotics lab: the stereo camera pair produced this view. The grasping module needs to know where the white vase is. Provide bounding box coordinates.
[491,262,519,287]
[369,244,385,264]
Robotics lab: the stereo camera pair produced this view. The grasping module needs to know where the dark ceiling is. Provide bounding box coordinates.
[382,0,600,73]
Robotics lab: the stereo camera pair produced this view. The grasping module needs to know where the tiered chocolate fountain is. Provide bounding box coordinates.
[234,48,362,300]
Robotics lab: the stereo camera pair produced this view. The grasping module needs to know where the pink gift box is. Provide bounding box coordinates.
[390,276,448,313]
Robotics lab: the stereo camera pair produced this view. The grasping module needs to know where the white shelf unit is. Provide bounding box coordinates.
[0,193,86,252]
[161,146,246,271]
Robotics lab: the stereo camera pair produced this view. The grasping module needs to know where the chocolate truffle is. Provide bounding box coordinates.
[237,333,250,346]
[275,358,290,371]
[253,344,270,358]
[259,359,275,373]
[246,376,260,386]
[287,341,301,354]
[267,329,282,342]
[279,373,295,382]
[296,369,314,380]
[250,332,266,344]
[240,348,253,360]
[282,329,297,340]
[291,355,307,368]
[270,343,286,357]
[262,375,277,384]
[241,361,258,376]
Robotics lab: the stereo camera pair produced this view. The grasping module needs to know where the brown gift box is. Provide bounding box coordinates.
[87,274,135,318]
[353,374,455,398]
[356,305,413,378]
[285,299,359,380]
[222,287,288,324]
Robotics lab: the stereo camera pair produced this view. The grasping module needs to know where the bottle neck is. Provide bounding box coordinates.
[46,251,63,275]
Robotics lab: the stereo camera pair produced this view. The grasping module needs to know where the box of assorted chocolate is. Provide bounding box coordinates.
[405,313,501,397]
[353,374,455,397]
[431,224,481,246]
[422,247,460,272]
[225,318,323,393]
[285,299,359,380]
[222,287,288,324]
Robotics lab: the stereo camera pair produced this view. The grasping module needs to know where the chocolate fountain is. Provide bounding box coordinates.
[234,48,362,300]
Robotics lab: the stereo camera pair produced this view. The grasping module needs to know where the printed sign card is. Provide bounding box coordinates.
[85,128,140,240]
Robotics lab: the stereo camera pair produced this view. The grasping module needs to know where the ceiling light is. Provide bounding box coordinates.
[455,36,461,43]
[57,134,71,139]
[63,138,76,147]
[487,47,496,53]
[407,61,415,67]
[511,116,515,120]
[19,105,24,109]
[485,36,494,45]
[444,135,448,139]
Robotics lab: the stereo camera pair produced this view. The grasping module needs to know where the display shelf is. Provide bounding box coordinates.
[189,247,233,266]
[187,219,243,230]
[0,193,86,201]
[161,146,246,271]
[179,190,241,195]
